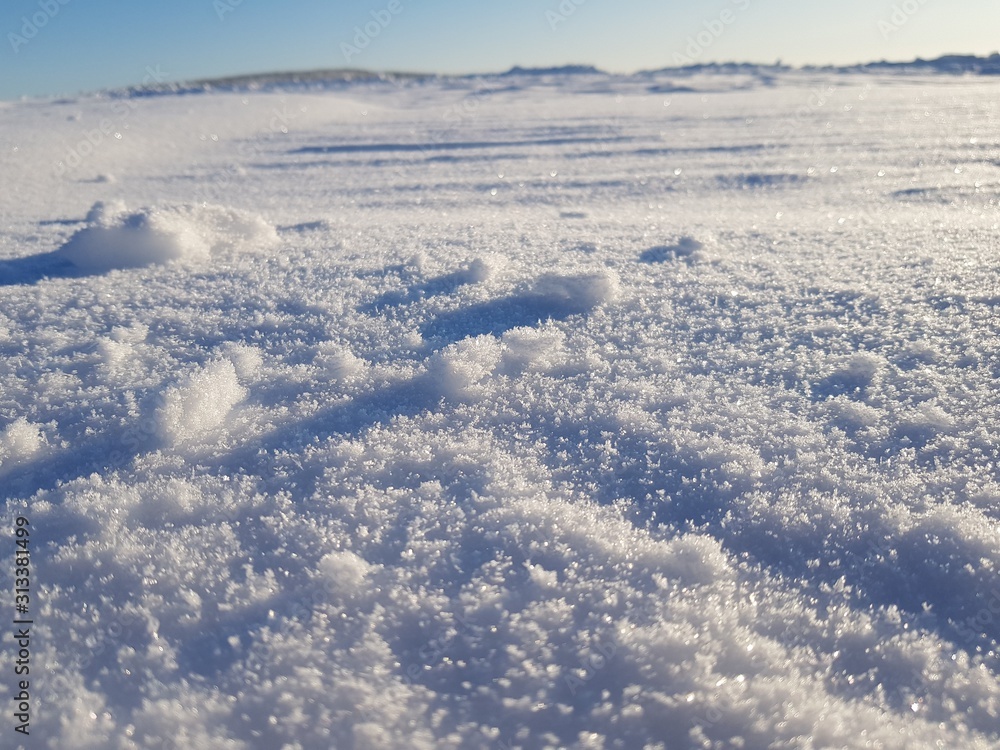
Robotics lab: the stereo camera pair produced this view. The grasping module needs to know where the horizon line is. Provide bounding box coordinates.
[6,51,1000,102]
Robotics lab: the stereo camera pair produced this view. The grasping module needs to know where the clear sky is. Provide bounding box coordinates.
[2,0,999,100]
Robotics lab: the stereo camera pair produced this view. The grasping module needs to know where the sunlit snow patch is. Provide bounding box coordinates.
[315,550,376,600]
[0,418,46,468]
[156,360,248,447]
[54,201,278,272]
[498,326,567,375]
[314,343,369,382]
[427,335,504,402]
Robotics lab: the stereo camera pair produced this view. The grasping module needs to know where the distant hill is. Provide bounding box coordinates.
[101,53,1000,99]
[501,65,605,76]
[104,68,434,98]
[188,69,429,87]
[641,53,1000,77]
[853,53,1000,75]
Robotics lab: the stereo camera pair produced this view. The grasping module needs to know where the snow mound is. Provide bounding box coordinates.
[499,326,567,374]
[895,402,955,445]
[815,352,883,398]
[156,360,248,446]
[463,257,496,284]
[315,550,375,599]
[130,478,208,526]
[427,335,503,401]
[529,271,618,314]
[54,201,278,272]
[0,418,45,467]
[640,236,706,263]
[219,342,266,382]
[315,343,369,382]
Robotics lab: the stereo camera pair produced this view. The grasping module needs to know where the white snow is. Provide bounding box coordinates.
[156,359,248,446]
[428,334,505,402]
[0,418,45,467]
[529,271,619,315]
[55,202,278,272]
[2,70,1000,749]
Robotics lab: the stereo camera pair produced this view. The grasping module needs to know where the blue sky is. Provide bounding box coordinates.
[2,0,999,99]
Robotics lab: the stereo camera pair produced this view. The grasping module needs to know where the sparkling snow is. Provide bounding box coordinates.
[2,69,1000,749]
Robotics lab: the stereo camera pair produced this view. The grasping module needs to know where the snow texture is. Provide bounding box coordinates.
[2,69,1000,749]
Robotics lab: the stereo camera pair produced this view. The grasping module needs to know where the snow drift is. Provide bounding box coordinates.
[54,201,278,272]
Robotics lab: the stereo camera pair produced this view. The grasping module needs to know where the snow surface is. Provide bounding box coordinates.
[2,70,1000,748]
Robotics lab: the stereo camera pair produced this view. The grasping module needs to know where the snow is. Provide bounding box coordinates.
[0,419,45,467]
[2,69,1000,748]
[55,202,278,272]
[156,359,248,447]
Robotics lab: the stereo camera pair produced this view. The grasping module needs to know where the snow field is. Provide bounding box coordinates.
[0,71,999,748]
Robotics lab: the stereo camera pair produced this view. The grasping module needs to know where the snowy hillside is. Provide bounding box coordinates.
[2,69,1000,748]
